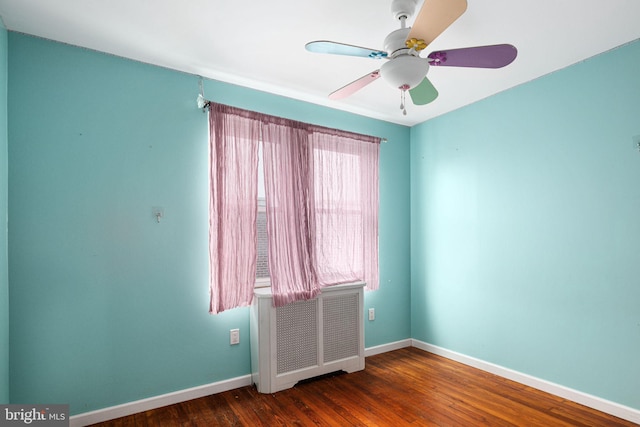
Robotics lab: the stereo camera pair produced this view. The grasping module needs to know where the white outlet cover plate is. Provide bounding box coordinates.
[230,329,240,345]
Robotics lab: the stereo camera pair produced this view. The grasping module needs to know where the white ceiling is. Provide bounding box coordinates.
[1,0,639,126]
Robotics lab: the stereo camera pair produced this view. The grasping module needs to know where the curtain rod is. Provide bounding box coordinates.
[196,77,387,143]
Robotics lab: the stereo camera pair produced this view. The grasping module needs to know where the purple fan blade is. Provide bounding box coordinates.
[428,44,517,68]
[329,70,381,100]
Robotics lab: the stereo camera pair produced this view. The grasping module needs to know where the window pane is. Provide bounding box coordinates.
[256,197,269,279]
[256,142,270,281]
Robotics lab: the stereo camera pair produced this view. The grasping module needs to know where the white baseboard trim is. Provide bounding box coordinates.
[69,375,252,427]
[412,339,640,425]
[70,340,640,426]
[364,338,412,357]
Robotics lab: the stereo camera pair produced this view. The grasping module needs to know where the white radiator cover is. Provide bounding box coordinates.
[250,282,365,393]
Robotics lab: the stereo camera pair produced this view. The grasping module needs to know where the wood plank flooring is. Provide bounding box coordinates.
[90,347,638,426]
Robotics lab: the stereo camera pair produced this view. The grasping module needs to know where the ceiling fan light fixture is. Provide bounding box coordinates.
[380,55,429,90]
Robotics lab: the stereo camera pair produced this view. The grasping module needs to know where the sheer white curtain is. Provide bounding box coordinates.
[209,103,380,313]
[208,104,260,314]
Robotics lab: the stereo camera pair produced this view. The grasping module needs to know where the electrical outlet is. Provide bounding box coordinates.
[230,329,240,345]
[368,308,375,321]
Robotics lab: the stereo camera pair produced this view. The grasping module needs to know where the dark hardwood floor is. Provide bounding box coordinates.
[90,347,638,426]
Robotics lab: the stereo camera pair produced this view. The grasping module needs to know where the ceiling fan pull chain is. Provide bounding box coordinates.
[400,89,407,115]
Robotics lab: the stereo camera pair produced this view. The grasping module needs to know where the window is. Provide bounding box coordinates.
[208,102,380,314]
[312,147,366,283]
[255,143,269,287]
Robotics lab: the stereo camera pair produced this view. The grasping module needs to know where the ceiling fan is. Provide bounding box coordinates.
[305,0,517,115]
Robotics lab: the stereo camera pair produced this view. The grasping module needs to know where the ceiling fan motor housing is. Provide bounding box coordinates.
[383,28,412,57]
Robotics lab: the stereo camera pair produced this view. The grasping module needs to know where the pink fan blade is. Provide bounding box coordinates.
[407,0,467,49]
[329,70,381,100]
[428,44,517,68]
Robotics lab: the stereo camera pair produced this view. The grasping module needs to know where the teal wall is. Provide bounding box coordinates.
[0,18,9,404]
[9,23,639,417]
[410,40,640,410]
[7,33,410,414]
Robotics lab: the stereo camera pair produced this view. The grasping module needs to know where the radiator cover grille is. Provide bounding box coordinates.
[276,298,318,374]
[323,293,359,363]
